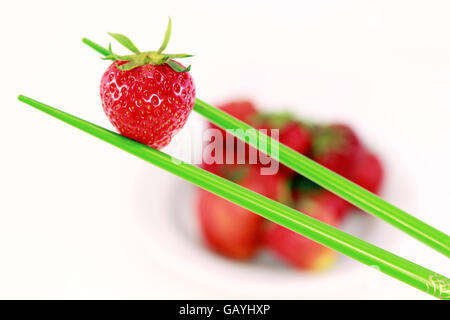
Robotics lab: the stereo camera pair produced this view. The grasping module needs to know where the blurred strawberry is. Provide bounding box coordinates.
[264,195,339,271]
[251,112,312,176]
[217,100,258,124]
[197,189,264,259]
[219,164,292,203]
[311,124,361,177]
[349,150,383,194]
[303,190,350,220]
[207,100,258,164]
[197,165,291,259]
[290,175,350,219]
[252,112,312,155]
[279,123,312,155]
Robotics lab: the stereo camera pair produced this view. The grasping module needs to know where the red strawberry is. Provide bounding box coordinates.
[349,150,383,194]
[235,165,292,204]
[251,112,312,176]
[197,164,292,259]
[197,188,264,259]
[303,190,350,220]
[99,19,195,149]
[291,175,351,219]
[279,122,312,156]
[203,164,292,204]
[216,100,258,125]
[252,112,311,156]
[311,124,361,177]
[208,100,258,164]
[265,196,339,270]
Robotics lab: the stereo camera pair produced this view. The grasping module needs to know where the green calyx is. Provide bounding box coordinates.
[251,112,296,128]
[251,111,317,131]
[312,126,346,156]
[102,17,193,72]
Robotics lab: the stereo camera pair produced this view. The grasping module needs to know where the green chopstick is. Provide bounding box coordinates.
[17,94,450,299]
[82,37,450,257]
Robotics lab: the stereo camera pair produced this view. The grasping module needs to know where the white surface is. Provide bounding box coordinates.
[1,0,449,299]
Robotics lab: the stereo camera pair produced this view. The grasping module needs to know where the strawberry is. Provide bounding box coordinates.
[251,112,312,156]
[197,188,264,260]
[203,164,292,204]
[290,175,351,219]
[216,100,258,125]
[349,150,383,194]
[264,196,339,271]
[207,100,258,164]
[279,122,312,156]
[302,189,350,220]
[251,112,312,176]
[197,164,292,259]
[311,124,361,177]
[99,19,195,149]
[229,165,292,204]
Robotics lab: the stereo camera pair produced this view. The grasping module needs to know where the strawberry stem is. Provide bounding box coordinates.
[103,17,192,72]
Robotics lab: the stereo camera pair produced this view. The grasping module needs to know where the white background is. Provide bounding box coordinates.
[1,0,449,299]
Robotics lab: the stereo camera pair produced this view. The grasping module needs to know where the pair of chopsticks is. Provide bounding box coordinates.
[17,38,450,299]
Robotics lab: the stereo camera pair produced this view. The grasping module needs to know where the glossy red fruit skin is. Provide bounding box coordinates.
[264,199,339,270]
[350,150,383,194]
[100,61,195,149]
[311,124,361,177]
